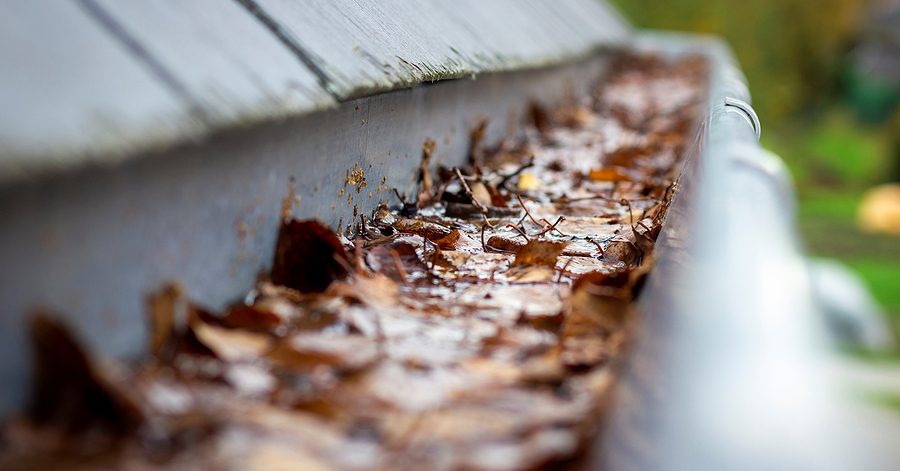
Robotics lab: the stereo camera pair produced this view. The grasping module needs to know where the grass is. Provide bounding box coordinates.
[796,188,900,321]
[845,261,900,319]
[769,108,900,324]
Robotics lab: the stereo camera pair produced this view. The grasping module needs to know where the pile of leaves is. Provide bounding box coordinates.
[0,54,707,470]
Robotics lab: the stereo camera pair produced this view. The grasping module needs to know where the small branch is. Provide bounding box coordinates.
[589,239,605,257]
[388,248,409,283]
[556,257,574,284]
[498,155,536,189]
[515,193,544,228]
[455,167,494,228]
[536,216,565,237]
[505,224,531,243]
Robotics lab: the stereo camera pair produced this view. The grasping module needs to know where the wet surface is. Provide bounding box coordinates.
[0,54,707,470]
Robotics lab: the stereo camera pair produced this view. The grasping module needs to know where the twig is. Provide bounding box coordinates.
[537,216,565,237]
[388,248,409,283]
[498,156,536,189]
[621,198,655,244]
[620,198,636,226]
[515,193,544,228]
[556,257,574,284]
[392,188,407,205]
[353,237,365,274]
[422,235,438,273]
[589,239,605,256]
[505,224,530,243]
[553,194,613,204]
[455,167,494,228]
[480,222,515,254]
[480,212,496,229]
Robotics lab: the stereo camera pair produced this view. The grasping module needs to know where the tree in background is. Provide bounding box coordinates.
[610,0,868,125]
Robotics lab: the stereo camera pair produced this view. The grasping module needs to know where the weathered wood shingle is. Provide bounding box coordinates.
[0,0,629,184]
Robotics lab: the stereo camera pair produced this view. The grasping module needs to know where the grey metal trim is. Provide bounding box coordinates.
[596,32,856,471]
[724,96,762,141]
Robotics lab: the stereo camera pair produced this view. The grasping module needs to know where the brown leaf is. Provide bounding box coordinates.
[486,235,525,252]
[392,218,451,240]
[365,241,427,282]
[267,334,378,373]
[191,322,271,363]
[27,314,144,436]
[587,167,631,182]
[146,283,217,361]
[512,240,568,267]
[146,282,184,357]
[603,146,652,167]
[469,182,492,208]
[271,219,350,292]
[417,139,436,207]
[433,229,462,250]
[528,101,551,135]
[603,240,642,266]
[222,304,286,333]
[517,347,566,384]
[334,273,399,306]
[564,272,632,338]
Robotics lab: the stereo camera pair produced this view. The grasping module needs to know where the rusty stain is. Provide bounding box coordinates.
[280,177,298,221]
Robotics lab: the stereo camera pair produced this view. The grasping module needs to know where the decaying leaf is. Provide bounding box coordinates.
[268,334,378,373]
[516,171,542,191]
[512,240,568,267]
[146,282,186,357]
[587,167,632,182]
[191,322,271,362]
[603,240,642,266]
[271,219,350,292]
[564,274,632,338]
[417,139,437,208]
[3,52,708,469]
[27,314,144,435]
[433,229,463,250]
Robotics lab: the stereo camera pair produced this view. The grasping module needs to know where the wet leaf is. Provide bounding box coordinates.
[191,322,271,363]
[587,167,632,182]
[512,240,568,267]
[603,240,642,266]
[564,272,633,338]
[433,229,462,250]
[271,219,350,293]
[27,314,144,435]
[268,334,378,373]
[4,52,709,469]
[516,171,542,191]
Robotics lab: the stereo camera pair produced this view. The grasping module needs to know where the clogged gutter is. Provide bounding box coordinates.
[0,54,708,470]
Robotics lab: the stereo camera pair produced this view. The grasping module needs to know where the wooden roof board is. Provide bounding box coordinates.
[250,0,631,99]
[0,0,201,181]
[0,0,629,184]
[93,0,336,127]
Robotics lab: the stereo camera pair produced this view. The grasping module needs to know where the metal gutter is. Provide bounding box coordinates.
[597,32,857,471]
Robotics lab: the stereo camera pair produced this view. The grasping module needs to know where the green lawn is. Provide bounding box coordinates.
[769,109,900,326]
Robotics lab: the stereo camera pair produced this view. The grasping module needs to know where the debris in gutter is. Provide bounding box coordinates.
[0,53,708,470]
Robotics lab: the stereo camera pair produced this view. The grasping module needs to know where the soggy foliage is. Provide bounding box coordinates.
[0,54,707,470]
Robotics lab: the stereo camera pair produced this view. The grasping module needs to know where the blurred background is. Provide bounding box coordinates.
[611,0,900,329]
